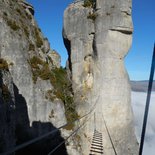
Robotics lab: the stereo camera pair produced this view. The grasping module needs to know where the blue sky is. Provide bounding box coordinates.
[26,0,155,81]
[126,0,155,80]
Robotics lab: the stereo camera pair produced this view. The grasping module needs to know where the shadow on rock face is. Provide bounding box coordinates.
[16,121,68,155]
[13,84,68,155]
[0,81,68,155]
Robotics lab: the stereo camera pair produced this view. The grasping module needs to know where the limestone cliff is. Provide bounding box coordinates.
[0,0,70,154]
[63,0,139,154]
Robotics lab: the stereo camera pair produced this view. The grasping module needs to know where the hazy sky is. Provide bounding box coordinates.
[26,0,155,81]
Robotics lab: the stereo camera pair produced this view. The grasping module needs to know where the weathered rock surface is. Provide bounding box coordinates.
[0,0,67,154]
[48,50,61,68]
[63,0,139,154]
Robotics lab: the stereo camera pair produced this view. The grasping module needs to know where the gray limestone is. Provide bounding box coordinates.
[63,0,138,154]
[0,0,66,153]
[48,50,61,68]
[0,0,66,127]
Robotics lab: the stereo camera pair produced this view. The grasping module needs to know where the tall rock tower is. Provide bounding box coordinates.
[63,0,139,154]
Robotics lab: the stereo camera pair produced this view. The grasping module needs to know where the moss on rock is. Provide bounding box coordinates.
[29,56,78,125]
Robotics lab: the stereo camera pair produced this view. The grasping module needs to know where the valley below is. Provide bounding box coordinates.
[131,80,155,155]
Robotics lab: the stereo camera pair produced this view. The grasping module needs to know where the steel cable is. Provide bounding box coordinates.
[139,43,155,155]
[102,114,117,155]
[47,113,93,155]
[0,96,99,155]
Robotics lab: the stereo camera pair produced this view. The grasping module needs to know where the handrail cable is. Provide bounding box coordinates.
[139,43,155,155]
[102,114,117,155]
[47,113,93,155]
[0,96,99,155]
[94,112,96,131]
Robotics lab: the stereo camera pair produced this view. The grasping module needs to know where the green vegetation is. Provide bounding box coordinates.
[83,0,97,21]
[50,67,79,128]
[83,0,95,8]
[63,123,74,130]
[9,62,14,66]
[28,56,44,82]
[25,12,32,20]
[29,56,78,126]
[0,58,9,70]
[16,8,22,15]
[6,19,20,31]
[45,89,56,101]
[29,43,35,51]
[39,63,51,80]
[23,25,29,38]
[47,56,53,64]
[29,56,44,68]
[87,12,98,21]
[34,27,43,48]
[3,13,20,31]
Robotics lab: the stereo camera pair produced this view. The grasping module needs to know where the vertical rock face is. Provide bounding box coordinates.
[0,0,65,125]
[63,0,138,154]
[0,0,67,153]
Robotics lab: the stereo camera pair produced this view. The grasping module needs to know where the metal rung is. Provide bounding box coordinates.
[90,149,103,154]
[93,137,102,140]
[91,145,103,148]
[93,134,101,136]
[90,129,104,154]
[91,146,103,150]
[93,134,102,137]
[92,141,102,145]
[92,139,102,143]
[93,136,102,139]
[94,133,101,135]
[94,132,102,134]
[91,144,103,148]
[92,139,102,142]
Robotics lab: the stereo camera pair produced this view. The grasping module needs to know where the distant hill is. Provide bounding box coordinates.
[130,80,155,92]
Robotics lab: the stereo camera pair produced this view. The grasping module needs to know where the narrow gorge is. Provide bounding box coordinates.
[0,0,138,155]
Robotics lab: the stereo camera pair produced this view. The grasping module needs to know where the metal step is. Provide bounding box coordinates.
[91,144,103,148]
[90,149,104,154]
[89,130,104,154]
[91,146,103,150]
